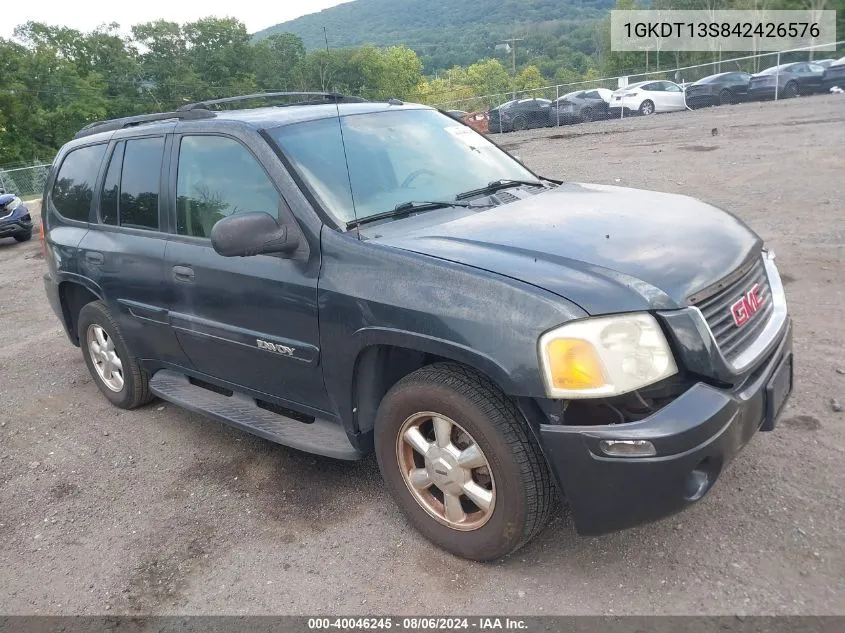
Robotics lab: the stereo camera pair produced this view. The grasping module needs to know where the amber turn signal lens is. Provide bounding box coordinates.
[546,338,606,391]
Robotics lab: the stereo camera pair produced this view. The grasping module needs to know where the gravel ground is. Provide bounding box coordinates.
[0,94,843,616]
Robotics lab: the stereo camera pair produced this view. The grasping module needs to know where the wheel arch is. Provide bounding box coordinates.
[58,279,102,346]
[348,329,518,438]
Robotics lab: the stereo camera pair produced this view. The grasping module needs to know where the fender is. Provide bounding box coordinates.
[351,326,516,393]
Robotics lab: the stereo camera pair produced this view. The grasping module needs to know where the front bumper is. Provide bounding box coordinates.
[0,214,33,238]
[539,318,793,536]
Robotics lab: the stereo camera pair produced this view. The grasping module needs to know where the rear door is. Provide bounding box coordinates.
[163,130,330,414]
[77,134,186,365]
[660,81,687,110]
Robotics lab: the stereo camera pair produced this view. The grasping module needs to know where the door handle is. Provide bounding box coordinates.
[85,251,104,265]
[172,265,195,283]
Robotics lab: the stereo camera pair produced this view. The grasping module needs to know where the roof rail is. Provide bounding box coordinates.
[177,91,366,111]
[74,109,215,139]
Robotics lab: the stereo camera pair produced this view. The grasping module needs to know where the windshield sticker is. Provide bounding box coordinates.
[445,125,494,150]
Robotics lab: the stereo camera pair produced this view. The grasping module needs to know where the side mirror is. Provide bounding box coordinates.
[210,212,300,258]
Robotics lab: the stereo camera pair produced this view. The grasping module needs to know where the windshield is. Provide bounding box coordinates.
[759,64,793,75]
[267,108,537,224]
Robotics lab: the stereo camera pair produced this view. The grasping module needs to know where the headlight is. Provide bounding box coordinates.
[538,313,678,399]
[3,196,22,212]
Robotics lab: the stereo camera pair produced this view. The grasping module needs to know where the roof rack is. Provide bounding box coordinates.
[177,91,366,111]
[74,109,215,139]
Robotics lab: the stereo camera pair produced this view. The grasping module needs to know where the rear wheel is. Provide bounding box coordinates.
[78,301,153,409]
[581,107,594,123]
[374,363,553,561]
[718,89,734,105]
[784,81,799,98]
[639,100,655,115]
[512,115,528,131]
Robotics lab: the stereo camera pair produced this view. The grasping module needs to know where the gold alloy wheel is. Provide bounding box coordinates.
[396,411,496,531]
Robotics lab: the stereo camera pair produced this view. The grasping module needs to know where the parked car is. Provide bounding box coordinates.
[608,80,687,116]
[748,62,827,99]
[444,109,468,120]
[42,93,793,561]
[0,190,33,242]
[685,72,752,108]
[822,56,845,91]
[488,98,551,132]
[549,88,613,125]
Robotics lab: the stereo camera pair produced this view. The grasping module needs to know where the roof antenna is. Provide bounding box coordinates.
[324,26,360,236]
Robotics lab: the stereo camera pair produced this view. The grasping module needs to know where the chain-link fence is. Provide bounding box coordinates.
[436,41,844,134]
[0,164,51,200]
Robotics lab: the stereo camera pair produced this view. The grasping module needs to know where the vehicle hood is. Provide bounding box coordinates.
[372,183,761,315]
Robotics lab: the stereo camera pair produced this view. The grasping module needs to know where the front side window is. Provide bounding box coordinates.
[176,135,281,238]
[119,137,163,230]
[51,144,107,222]
[267,109,537,225]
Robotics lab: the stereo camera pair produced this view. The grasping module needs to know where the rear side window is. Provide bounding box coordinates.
[119,137,164,230]
[175,135,280,239]
[51,144,107,222]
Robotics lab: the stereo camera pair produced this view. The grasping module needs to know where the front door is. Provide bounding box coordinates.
[163,133,330,414]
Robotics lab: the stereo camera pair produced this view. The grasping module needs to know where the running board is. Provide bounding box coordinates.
[149,370,363,460]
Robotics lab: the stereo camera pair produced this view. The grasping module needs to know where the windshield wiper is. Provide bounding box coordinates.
[454,178,546,201]
[346,200,473,229]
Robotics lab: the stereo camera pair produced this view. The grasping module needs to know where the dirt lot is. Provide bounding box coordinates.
[1,95,843,615]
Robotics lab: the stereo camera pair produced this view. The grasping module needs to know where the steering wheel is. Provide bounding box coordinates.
[401,169,436,188]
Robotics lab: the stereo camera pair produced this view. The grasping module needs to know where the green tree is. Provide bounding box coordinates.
[253,33,306,91]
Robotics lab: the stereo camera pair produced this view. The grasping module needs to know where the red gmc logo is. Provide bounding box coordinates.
[730,284,764,327]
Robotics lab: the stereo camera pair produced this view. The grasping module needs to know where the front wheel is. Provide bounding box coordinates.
[13,230,33,242]
[718,89,734,105]
[581,107,594,123]
[374,363,553,561]
[639,100,655,115]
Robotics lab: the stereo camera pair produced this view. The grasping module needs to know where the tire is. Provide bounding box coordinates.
[581,107,594,123]
[639,100,655,115]
[512,115,528,131]
[374,362,553,561]
[718,89,734,105]
[13,230,32,242]
[78,300,153,409]
[784,81,799,98]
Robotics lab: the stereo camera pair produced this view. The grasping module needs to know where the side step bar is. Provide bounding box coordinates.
[149,370,363,460]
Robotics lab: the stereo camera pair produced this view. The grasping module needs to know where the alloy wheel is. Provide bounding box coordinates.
[396,411,496,531]
[87,324,124,392]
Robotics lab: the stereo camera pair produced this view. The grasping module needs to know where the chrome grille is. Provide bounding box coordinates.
[690,255,774,362]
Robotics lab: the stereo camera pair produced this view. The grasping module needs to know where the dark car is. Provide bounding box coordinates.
[549,88,612,125]
[822,56,845,91]
[487,97,551,133]
[685,71,752,108]
[748,62,826,99]
[0,191,33,243]
[444,109,468,120]
[42,92,793,562]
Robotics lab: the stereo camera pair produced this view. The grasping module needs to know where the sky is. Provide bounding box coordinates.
[1,0,351,38]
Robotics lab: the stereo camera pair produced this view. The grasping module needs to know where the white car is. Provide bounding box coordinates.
[609,80,688,116]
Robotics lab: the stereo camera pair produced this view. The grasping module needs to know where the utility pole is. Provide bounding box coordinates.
[500,37,524,99]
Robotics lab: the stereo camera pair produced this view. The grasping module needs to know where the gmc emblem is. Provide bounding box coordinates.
[730,284,764,327]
